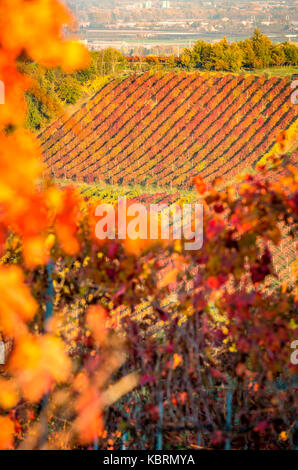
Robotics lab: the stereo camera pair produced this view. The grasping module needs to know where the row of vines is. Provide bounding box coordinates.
[41,72,297,188]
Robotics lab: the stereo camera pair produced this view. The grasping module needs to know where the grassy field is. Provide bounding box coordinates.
[120,64,298,79]
[244,65,298,78]
[56,179,198,204]
[154,65,298,78]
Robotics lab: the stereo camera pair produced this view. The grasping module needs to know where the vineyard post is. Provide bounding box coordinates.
[93,436,99,451]
[39,261,55,448]
[45,262,54,323]
[121,432,128,450]
[156,394,163,450]
[224,387,233,450]
[197,430,202,448]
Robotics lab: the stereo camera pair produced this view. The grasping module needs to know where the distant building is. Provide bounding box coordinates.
[144,1,152,8]
[285,34,297,42]
[79,21,90,28]
[78,39,88,46]
[161,1,170,8]
[132,2,143,9]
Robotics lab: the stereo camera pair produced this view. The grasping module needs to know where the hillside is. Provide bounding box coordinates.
[40,71,297,188]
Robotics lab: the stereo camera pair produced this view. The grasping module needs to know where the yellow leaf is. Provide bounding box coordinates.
[279,431,288,441]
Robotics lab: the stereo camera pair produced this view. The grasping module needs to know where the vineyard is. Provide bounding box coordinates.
[41,71,297,188]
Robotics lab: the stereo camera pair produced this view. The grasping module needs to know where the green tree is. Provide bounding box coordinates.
[251,28,273,68]
[210,39,243,72]
[239,39,256,68]
[94,48,126,76]
[281,42,298,65]
[55,76,82,104]
[186,40,212,69]
[75,60,97,83]
[25,92,43,130]
[166,55,176,68]
[180,48,192,68]
[225,43,244,71]
[271,45,286,66]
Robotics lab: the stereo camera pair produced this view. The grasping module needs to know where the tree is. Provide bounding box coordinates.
[180,50,192,68]
[281,42,298,65]
[75,59,97,83]
[211,39,243,72]
[185,40,212,69]
[251,28,273,68]
[25,92,44,130]
[56,75,82,104]
[271,45,286,66]
[166,55,176,68]
[94,48,126,76]
[239,39,256,69]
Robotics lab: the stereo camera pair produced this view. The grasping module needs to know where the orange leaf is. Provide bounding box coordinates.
[0,379,19,409]
[193,175,207,194]
[0,416,14,450]
[172,353,183,370]
[86,306,108,346]
[0,266,37,337]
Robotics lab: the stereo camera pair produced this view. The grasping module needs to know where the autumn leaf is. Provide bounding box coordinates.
[171,353,183,370]
[193,175,207,194]
[0,266,37,337]
[86,306,108,347]
[8,334,71,402]
[0,379,19,410]
[0,416,14,450]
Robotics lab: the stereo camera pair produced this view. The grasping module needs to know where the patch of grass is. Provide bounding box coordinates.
[55,179,198,201]
[243,66,298,78]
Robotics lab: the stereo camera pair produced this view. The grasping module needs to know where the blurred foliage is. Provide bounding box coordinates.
[19,48,127,131]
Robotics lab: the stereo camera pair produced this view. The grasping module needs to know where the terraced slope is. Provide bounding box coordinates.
[40,71,297,188]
